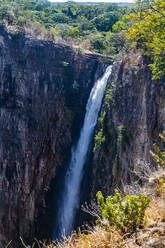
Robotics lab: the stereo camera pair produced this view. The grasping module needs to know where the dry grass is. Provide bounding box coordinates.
[126,168,165,247]
[45,168,165,248]
[12,168,165,248]
[47,228,133,248]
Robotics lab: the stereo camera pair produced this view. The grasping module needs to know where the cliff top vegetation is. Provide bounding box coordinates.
[0,0,164,78]
[0,0,131,52]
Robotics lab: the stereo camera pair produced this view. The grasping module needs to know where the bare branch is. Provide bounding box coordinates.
[81,200,102,223]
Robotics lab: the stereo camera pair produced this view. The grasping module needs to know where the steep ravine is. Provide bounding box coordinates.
[89,54,165,200]
[1,26,165,247]
[0,26,111,247]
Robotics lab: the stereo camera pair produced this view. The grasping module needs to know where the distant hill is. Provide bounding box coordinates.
[52,1,133,6]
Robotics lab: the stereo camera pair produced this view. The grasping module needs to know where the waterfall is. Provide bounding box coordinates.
[54,65,112,240]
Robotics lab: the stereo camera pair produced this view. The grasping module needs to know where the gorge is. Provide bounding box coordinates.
[0,25,111,247]
[0,26,165,247]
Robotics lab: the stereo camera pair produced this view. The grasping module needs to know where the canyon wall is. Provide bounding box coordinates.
[0,26,109,247]
[89,54,165,199]
[1,26,165,247]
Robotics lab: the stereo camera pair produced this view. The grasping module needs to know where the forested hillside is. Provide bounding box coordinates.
[0,0,164,78]
[0,0,131,54]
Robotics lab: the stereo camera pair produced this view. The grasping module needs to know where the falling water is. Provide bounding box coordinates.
[54,65,112,240]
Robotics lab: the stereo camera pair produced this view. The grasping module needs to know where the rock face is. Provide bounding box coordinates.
[89,54,165,199]
[0,26,109,247]
[1,25,165,247]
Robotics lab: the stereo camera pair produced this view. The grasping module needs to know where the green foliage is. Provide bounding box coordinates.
[112,14,131,33]
[62,61,69,67]
[96,190,150,233]
[157,178,165,193]
[104,83,115,109]
[92,11,122,32]
[0,0,131,55]
[0,5,16,25]
[55,24,79,38]
[93,129,105,153]
[150,132,165,194]
[89,34,106,53]
[125,0,165,79]
[93,111,106,153]
[150,131,165,168]
[93,83,115,153]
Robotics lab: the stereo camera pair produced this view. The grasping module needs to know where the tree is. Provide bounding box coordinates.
[92,11,122,32]
[89,34,106,52]
[125,0,165,79]
[55,24,79,39]
[0,5,16,24]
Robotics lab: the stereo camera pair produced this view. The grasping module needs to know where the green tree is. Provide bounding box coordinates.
[89,34,106,52]
[0,5,16,24]
[93,11,122,32]
[55,23,79,39]
[126,0,165,79]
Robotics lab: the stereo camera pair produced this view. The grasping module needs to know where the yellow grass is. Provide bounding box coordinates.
[16,169,165,248]
[44,168,165,248]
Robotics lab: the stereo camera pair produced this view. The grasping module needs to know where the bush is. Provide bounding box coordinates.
[150,132,165,194]
[157,178,165,193]
[96,189,150,233]
[93,111,106,153]
[93,129,105,153]
[150,132,165,168]
[89,34,106,52]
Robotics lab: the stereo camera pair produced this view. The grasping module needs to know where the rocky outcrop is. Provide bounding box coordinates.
[89,54,165,199]
[0,26,111,247]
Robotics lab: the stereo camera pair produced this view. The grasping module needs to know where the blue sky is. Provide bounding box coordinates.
[49,0,134,3]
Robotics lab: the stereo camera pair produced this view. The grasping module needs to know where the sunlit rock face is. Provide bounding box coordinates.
[89,55,165,199]
[0,26,109,247]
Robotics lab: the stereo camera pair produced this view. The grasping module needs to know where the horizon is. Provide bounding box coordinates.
[48,0,134,3]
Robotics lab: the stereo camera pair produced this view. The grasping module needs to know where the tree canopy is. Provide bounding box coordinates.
[0,0,164,79]
[126,0,165,79]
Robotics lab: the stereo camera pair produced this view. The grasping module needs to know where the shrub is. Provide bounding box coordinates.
[93,129,105,153]
[93,111,106,153]
[150,131,165,168]
[150,132,165,193]
[89,34,106,53]
[96,189,150,233]
[157,178,165,193]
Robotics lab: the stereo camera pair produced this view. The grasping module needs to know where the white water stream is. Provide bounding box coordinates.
[55,65,112,239]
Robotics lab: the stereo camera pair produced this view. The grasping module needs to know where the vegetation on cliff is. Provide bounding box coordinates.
[125,0,165,79]
[0,0,164,78]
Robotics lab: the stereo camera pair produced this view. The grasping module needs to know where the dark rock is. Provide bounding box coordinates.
[89,54,165,199]
[0,26,110,247]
